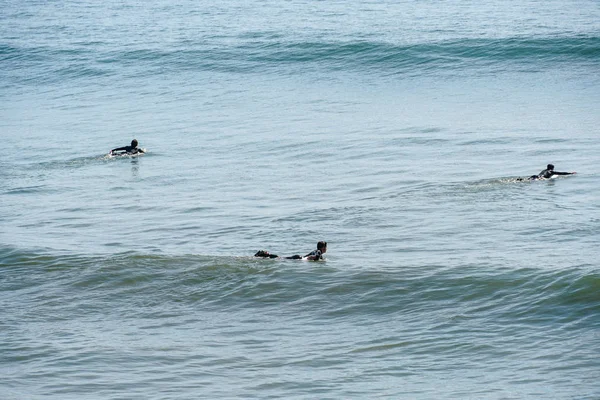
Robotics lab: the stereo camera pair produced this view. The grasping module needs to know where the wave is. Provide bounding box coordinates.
[2,247,599,325]
[240,35,600,73]
[2,35,599,85]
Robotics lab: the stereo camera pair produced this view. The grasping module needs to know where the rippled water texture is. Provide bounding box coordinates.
[1,0,600,398]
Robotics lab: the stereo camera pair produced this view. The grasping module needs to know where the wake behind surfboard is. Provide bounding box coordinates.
[516,174,564,182]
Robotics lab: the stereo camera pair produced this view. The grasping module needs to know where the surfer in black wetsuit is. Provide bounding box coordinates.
[527,164,576,180]
[110,139,145,156]
[255,241,327,261]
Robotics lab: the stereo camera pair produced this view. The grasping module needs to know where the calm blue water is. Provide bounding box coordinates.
[2,0,600,398]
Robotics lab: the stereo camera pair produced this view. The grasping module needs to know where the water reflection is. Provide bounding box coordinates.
[131,158,139,178]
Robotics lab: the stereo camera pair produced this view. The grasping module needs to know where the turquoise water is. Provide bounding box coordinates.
[2,0,600,398]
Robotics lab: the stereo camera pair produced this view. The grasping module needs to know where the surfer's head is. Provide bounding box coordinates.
[317,241,327,253]
[547,164,554,170]
[131,139,139,147]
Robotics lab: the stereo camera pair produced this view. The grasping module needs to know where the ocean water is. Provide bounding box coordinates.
[1,0,600,398]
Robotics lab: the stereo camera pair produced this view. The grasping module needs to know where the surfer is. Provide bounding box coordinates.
[110,139,145,156]
[526,164,576,180]
[255,241,327,261]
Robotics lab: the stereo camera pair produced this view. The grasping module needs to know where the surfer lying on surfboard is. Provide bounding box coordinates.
[255,241,327,261]
[109,139,145,156]
[518,164,576,181]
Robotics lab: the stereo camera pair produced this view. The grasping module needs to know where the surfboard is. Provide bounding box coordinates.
[107,148,147,158]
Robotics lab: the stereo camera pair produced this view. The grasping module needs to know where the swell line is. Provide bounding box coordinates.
[1,35,598,86]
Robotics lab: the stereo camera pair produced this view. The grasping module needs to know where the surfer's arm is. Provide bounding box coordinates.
[554,171,576,175]
[304,250,322,261]
[110,146,127,154]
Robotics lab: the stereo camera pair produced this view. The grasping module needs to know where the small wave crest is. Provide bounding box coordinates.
[2,248,598,324]
[2,35,599,87]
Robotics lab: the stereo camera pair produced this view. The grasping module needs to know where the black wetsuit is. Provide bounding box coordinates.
[285,249,323,260]
[529,169,572,180]
[255,250,278,259]
[255,249,324,260]
[111,145,144,155]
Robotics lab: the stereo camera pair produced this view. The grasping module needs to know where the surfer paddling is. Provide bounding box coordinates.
[109,139,145,156]
[255,241,327,261]
[520,164,576,181]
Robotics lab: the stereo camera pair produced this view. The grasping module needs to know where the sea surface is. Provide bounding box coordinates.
[1,0,600,398]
